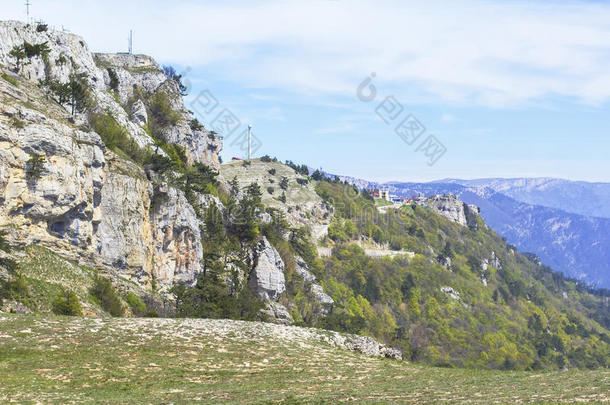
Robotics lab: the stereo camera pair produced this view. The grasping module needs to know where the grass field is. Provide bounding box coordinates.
[0,315,607,404]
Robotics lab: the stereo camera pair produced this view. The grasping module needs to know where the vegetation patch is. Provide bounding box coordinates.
[90,276,124,317]
[1,72,19,86]
[25,154,45,179]
[89,113,152,164]
[51,289,82,316]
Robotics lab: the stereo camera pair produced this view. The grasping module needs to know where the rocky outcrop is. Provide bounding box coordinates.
[0,22,223,293]
[0,75,205,291]
[0,21,221,170]
[148,185,203,287]
[440,286,461,300]
[323,333,402,360]
[95,53,222,170]
[437,255,452,270]
[249,237,286,301]
[480,252,502,272]
[294,256,334,314]
[130,100,148,127]
[248,237,295,324]
[0,78,106,255]
[261,301,293,326]
[427,194,480,229]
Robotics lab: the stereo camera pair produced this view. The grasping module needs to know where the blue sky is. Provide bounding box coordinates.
[3,0,610,182]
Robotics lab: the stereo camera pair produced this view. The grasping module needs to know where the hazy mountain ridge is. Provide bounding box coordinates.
[441,178,610,219]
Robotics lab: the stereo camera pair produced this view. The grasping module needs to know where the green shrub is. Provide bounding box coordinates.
[285,160,309,175]
[107,68,119,92]
[267,186,274,195]
[26,154,45,179]
[125,292,147,316]
[148,91,180,130]
[280,177,289,190]
[52,289,82,316]
[260,155,274,162]
[90,276,124,317]
[189,118,204,131]
[9,117,24,129]
[9,41,50,71]
[22,41,50,58]
[171,265,265,321]
[162,65,188,96]
[0,230,11,253]
[268,168,276,175]
[159,142,187,170]
[1,73,19,86]
[178,162,219,199]
[36,23,48,32]
[89,113,151,164]
[0,231,17,274]
[0,272,29,301]
[9,45,26,67]
[44,74,92,116]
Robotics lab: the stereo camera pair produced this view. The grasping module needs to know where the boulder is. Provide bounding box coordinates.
[249,237,286,301]
[261,301,293,325]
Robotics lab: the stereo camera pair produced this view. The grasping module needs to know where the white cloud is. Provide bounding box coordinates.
[4,0,610,107]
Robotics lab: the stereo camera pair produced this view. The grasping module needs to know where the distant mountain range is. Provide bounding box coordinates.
[330,174,610,289]
[437,178,610,219]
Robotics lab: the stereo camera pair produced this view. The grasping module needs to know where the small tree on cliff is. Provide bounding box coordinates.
[26,153,45,180]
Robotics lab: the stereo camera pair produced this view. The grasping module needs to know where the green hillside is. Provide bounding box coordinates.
[314,178,610,369]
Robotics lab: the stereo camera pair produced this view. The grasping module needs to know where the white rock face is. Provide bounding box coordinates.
[94,53,223,169]
[441,286,461,300]
[0,21,222,170]
[0,80,106,255]
[0,76,205,292]
[438,256,452,270]
[0,22,221,292]
[294,256,334,310]
[249,237,286,301]
[490,251,502,269]
[147,185,204,287]
[130,99,148,127]
[427,194,480,228]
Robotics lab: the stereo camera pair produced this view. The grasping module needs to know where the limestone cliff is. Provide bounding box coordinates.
[0,21,219,292]
[426,194,481,229]
[0,21,334,322]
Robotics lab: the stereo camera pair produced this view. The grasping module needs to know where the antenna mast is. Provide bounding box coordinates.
[248,124,252,160]
[128,30,133,54]
[25,0,31,22]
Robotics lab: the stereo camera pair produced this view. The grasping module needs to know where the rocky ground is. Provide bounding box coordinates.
[0,314,608,404]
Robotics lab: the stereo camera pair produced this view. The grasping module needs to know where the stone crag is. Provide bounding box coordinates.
[0,21,216,292]
[0,21,335,325]
[427,194,481,229]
